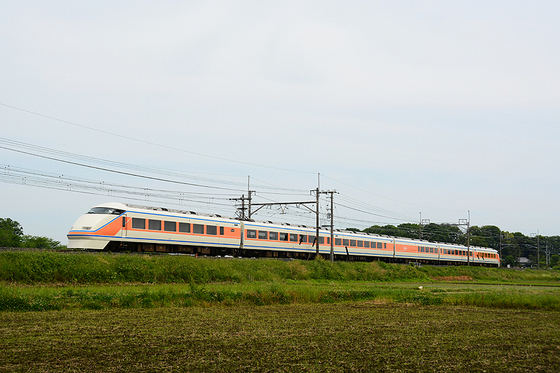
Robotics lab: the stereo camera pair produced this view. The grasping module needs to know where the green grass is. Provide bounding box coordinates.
[1,303,559,372]
[2,281,560,312]
[1,250,559,285]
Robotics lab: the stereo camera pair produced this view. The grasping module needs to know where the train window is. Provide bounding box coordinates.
[327,237,330,245]
[148,220,161,231]
[247,229,257,238]
[164,221,176,232]
[350,240,356,247]
[207,225,217,235]
[384,243,387,249]
[193,224,204,234]
[364,241,369,248]
[132,218,145,229]
[429,248,433,253]
[88,207,125,215]
[435,248,438,254]
[342,239,349,246]
[377,242,383,249]
[335,238,342,246]
[357,241,363,248]
[220,226,224,235]
[300,235,307,243]
[179,223,191,233]
[418,247,421,252]
[259,231,268,240]
[318,237,324,245]
[280,233,288,241]
[290,233,298,242]
[269,232,278,240]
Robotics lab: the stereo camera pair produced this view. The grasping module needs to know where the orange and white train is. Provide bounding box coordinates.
[67,202,500,267]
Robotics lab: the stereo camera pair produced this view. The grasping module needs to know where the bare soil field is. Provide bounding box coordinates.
[1,303,559,372]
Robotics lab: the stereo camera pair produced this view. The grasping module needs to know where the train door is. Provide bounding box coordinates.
[121,214,127,237]
[239,221,244,249]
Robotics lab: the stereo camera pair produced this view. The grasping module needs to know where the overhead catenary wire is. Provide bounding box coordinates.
[0,137,312,194]
[0,164,238,210]
[0,103,475,230]
[0,102,315,174]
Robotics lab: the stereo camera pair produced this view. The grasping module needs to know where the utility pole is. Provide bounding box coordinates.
[325,190,337,262]
[419,213,430,240]
[499,232,502,265]
[231,174,337,260]
[456,213,470,265]
[537,229,540,270]
[316,186,320,256]
[467,211,471,265]
[247,176,255,219]
[230,194,247,220]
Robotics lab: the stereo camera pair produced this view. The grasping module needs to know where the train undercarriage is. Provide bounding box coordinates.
[104,240,498,267]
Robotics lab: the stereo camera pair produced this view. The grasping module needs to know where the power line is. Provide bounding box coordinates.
[0,164,237,209]
[0,102,315,174]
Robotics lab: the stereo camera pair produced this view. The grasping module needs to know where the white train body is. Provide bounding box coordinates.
[68,202,500,266]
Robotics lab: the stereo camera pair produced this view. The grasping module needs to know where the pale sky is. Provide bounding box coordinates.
[1,1,559,244]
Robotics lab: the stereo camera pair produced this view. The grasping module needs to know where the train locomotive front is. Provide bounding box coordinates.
[67,202,128,250]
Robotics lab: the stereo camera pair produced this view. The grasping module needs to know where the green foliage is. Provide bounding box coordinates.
[0,218,24,248]
[2,281,560,312]
[0,217,64,249]
[20,235,63,249]
[2,251,560,287]
[551,255,560,267]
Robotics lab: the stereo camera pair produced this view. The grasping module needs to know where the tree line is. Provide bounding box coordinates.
[0,218,64,250]
[347,223,560,268]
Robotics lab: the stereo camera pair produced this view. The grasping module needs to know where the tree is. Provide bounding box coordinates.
[0,218,24,248]
[21,235,63,250]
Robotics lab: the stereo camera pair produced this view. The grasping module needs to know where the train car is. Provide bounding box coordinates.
[67,202,500,266]
[67,202,242,255]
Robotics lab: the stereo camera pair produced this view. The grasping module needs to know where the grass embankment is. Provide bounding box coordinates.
[1,250,559,312]
[2,250,558,284]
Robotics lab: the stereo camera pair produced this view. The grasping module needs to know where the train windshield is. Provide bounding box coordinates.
[87,207,125,215]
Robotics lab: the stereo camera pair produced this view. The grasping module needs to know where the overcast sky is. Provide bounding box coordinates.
[1,1,559,244]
